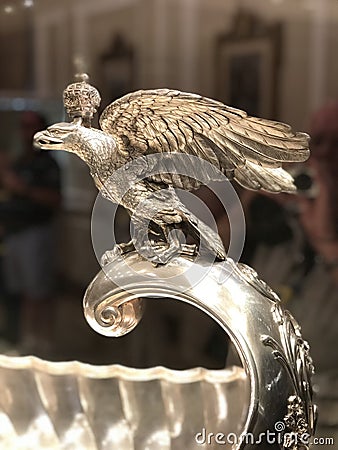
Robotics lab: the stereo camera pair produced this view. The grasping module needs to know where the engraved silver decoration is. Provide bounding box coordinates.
[34,73,310,265]
[0,74,316,449]
[81,252,318,449]
[63,73,101,125]
[262,303,317,449]
[283,396,311,449]
[0,253,317,449]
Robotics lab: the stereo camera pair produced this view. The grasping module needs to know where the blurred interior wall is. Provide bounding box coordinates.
[28,0,338,126]
[1,0,338,285]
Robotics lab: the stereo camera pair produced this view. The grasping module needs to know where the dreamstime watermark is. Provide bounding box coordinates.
[195,422,335,446]
[91,153,246,292]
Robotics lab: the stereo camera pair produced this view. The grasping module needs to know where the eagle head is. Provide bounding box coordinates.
[33,119,117,170]
[34,120,83,151]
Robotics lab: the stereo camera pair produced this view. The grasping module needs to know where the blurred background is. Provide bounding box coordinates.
[0,1,337,433]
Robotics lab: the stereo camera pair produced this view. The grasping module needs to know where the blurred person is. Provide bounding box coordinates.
[297,101,338,283]
[229,101,338,375]
[0,149,12,346]
[0,111,61,353]
[291,101,338,442]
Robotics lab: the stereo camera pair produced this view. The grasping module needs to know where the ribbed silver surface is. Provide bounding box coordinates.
[0,356,248,449]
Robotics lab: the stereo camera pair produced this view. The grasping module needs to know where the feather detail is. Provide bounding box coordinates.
[234,161,296,192]
[99,89,310,192]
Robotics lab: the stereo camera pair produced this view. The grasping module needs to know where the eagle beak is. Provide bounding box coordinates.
[33,130,64,150]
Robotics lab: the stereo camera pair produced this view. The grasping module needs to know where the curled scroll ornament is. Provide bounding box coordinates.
[83,252,317,449]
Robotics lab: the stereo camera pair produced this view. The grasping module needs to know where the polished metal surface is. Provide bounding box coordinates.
[83,251,317,449]
[0,251,317,449]
[33,74,310,264]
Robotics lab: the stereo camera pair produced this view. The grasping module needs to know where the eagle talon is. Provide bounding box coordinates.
[180,243,198,257]
[101,241,135,266]
[138,242,198,265]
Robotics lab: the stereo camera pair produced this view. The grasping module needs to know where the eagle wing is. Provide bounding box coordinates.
[99,89,310,192]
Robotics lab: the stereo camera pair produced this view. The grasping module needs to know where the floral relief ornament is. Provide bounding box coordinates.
[262,303,317,449]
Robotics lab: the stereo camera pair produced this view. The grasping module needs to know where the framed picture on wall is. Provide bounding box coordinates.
[216,12,282,119]
[100,33,134,105]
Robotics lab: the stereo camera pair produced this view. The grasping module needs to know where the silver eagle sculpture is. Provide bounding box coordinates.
[34,74,310,264]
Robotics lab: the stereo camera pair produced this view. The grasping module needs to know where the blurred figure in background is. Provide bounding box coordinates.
[291,100,338,442]
[0,111,61,354]
[297,101,338,284]
[235,101,338,374]
[0,149,11,347]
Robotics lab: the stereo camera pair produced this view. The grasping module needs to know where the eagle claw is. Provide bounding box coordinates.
[138,242,198,265]
[101,241,135,266]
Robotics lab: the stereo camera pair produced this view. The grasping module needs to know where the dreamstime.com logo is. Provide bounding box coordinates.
[91,153,246,291]
[195,422,335,446]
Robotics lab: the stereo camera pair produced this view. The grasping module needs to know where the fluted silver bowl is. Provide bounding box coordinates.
[0,355,248,449]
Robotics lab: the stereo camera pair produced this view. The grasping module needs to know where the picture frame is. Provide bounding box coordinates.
[99,33,134,105]
[216,12,282,119]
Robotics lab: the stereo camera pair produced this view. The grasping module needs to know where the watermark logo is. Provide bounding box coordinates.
[195,422,334,446]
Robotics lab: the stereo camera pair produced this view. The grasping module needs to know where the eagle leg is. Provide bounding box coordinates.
[101,222,198,267]
[101,240,135,266]
[147,225,197,265]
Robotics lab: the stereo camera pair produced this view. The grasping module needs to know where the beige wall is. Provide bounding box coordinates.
[29,0,338,126]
